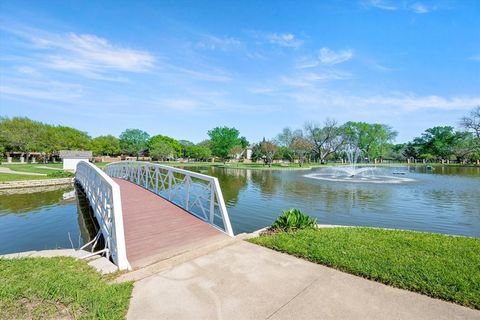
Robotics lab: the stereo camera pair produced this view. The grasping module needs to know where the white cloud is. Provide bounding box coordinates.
[2,27,155,80]
[281,71,351,87]
[362,0,397,11]
[286,89,480,112]
[43,33,155,75]
[362,1,435,14]
[0,79,83,102]
[267,33,304,48]
[196,35,241,51]
[318,48,353,65]
[409,3,429,13]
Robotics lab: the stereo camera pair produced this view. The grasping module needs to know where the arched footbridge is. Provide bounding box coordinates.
[75,161,234,270]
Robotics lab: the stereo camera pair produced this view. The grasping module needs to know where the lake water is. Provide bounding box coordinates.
[0,185,98,254]
[0,165,479,254]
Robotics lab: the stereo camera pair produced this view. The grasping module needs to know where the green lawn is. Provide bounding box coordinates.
[249,227,480,309]
[0,173,53,182]
[1,163,64,175]
[0,257,133,319]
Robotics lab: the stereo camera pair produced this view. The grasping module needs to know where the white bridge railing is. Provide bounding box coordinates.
[105,161,234,237]
[75,161,130,270]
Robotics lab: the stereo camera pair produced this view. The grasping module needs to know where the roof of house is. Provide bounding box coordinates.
[59,150,93,159]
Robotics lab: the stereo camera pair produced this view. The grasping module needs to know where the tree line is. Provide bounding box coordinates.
[0,106,478,164]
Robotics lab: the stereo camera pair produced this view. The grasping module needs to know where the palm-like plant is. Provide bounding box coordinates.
[271,208,317,232]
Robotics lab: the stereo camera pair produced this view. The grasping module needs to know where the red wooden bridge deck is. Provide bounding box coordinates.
[113,178,229,268]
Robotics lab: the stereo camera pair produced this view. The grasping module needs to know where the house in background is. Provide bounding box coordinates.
[59,150,93,172]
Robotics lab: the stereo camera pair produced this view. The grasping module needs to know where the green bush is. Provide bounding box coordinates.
[47,171,74,178]
[270,208,317,232]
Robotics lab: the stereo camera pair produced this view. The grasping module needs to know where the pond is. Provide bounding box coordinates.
[0,165,478,254]
[0,185,98,255]
[185,165,480,237]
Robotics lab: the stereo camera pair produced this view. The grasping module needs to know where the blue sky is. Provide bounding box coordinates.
[0,0,479,143]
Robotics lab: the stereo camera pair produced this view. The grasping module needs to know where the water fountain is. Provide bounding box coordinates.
[304,144,414,184]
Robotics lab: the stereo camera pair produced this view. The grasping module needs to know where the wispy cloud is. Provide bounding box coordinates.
[295,48,354,69]
[267,33,304,48]
[409,2,430,13]
[281,71,352,87]
[0,79,83,102]
[362,0,435,14]
[284,89,480,112]
[195,34,241,51]
[2,26,155,80]
[319,48,353,65]
[362,0,397,11]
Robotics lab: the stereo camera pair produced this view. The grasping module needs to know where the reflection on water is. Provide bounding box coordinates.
[0,185,98,254]
[184,165,480,237]
[0,165,478,253]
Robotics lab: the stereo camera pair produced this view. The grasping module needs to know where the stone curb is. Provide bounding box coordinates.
[0,177,74,189]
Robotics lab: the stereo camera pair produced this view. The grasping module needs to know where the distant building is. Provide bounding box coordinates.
[59,150,93,171]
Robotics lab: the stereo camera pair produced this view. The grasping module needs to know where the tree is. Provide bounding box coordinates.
[275,127,295,148]
[452,131,477,163]
[343,121,397,161]
[0,117,92,162]
[230,145,244,160]
[290,136,313,166]
[91,135,121,156]
[207,127,241,162]
[52,126,91,150]
[178,140,194,158]
[402,143,418,161]
[0,117,46,157]
[413,126,456,161]
[184,144,211,161]
[149,140,175,161]
[388,143,405,161]
[304,119,344,163]
[260,139,278,167]
[238,136,249,148]
[461,106,480,139]
[119,129,150,159]
[148,135,182,158]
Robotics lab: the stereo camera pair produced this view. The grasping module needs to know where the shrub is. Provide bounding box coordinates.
[270,208,317,232]
[47,171,74,178]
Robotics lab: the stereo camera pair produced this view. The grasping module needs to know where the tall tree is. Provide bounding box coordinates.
[230,145,244,160]
[461,106,480,139]
[149,140,175,161]
[452,131,477,163]
[343,121,397,161]
[402,143,418,161]
[91,135,121,156]
[207,127,241,162]
[0,117,45,156]
[304,119,344,163]
[260,139,278,167]
[119,129,150,159]
[148,135,182,158]
[184,144,212,161]
[290,136,313,166]
[413,126,456,161]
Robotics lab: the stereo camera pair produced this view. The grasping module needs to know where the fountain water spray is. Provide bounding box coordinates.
[304,142,414,184]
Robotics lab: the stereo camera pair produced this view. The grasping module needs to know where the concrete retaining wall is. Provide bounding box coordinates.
[0,178,74,189]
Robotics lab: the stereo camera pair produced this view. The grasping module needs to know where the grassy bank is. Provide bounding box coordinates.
[0,173,52,182]
[0,257,132,319]
[1,163,63,174]
[249,227,480,309]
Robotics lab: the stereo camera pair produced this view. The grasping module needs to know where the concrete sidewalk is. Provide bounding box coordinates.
[127,241,479,320]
